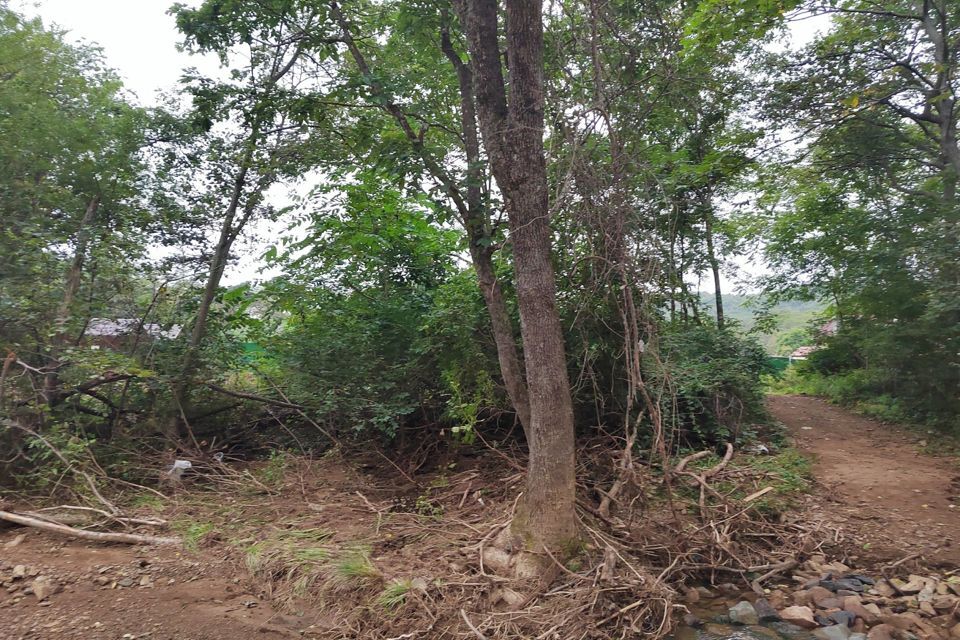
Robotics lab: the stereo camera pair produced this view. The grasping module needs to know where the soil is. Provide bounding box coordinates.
[769,394,960,568]
[1,395,958,639]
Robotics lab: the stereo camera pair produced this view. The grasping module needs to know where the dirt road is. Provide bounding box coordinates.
[770,394,960,567]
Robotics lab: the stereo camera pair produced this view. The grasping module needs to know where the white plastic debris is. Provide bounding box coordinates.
[165,459,192,481]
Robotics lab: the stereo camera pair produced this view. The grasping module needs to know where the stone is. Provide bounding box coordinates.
[730,601,760,625]
[867,624,896,640]
[11,565,26,579]
[829,611,856,627]
[138,575,153,587]
[814,624,852,640]
[781,606,819,629]
[819,598,844,610]
[684,587,700,604]
[849,634,867,640]
[822,579,865,593]
[3,534,26,549]
[705,624,739,637]
[755,598,782,622]
[118,577,134,588]
[932,595,958,613]
[950,622,960,639]
[31,577,61,601]
[771,621,812,639]
[718,583,740,595]
[809,586,837,606]
[844,596,879,624]
[682,613,703,627]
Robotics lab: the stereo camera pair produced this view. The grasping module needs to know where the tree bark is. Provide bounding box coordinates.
[460,0,579,568]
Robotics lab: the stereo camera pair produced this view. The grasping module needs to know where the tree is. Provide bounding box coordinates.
[459,0,579,574]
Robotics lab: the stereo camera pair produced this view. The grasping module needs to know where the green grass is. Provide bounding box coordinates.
[331,547,382,586]
[376,578,414,610]
[174,520,215,551]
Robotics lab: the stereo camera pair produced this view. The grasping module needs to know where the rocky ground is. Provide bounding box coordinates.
[681,555,960,640]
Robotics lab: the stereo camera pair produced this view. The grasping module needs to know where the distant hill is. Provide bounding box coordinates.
[698,293,824,354]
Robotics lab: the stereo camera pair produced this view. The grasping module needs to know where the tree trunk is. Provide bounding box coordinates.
[45,194,101,401]
[460,0,578,572]
[166,155,252,439]
[704,205,724,329]
[441,18,531,435]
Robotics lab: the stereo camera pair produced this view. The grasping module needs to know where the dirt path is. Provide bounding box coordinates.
[0,531,322,639]
[770,394,960,568]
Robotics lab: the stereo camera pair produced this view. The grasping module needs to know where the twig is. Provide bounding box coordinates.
[459,609,488,640]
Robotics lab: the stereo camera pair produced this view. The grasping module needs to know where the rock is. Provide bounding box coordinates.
[683,587,700,604]
[705,623,739,637]
[894,578,926,596]
[768,590,789,610]
[3,534,26,549]
[730,601,760,625]
[755,598,782,622]
[849,634,867,640]
[874,582,898,597]
[718,583,740,595]
[94,576,109,586]
[867,624,896,640]
[781,606,819,629]
[819,598,844,610]
[829,611,856,627]
[950,622,960,639]
[881,613,923,630]
[771,621,815,639]
[809,586,837,606]
[844,596,879,624]
[932,595,958,613]
[31,577,61,601]
[816,613,834,627]
[118,577,134,588]
[682,613,703,627]
[822,579,865,593]
[848,575,876,586]
[138,575,153,587]
[814,624,852,640]
[11,565,26,579]
[851,619,866,634]
[918,602,936,617]
[696,586,715,598]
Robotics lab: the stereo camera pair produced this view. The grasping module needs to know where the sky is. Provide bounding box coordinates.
[11,1,832,293]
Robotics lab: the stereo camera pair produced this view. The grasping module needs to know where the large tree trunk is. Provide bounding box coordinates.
[460,0,578,574]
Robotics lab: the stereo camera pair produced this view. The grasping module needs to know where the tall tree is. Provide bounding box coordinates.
[459,0,578,575]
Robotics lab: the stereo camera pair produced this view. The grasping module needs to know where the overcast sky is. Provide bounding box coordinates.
[12,1,831,294]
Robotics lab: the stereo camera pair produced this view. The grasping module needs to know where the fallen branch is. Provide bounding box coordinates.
[674,450,710,474]
[204,383,305,410]
[0,509,179,545]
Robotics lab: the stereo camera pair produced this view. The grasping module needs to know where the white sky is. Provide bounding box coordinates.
[12,1,832,293]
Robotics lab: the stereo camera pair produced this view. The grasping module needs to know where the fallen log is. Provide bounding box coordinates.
[0,510,180,546]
